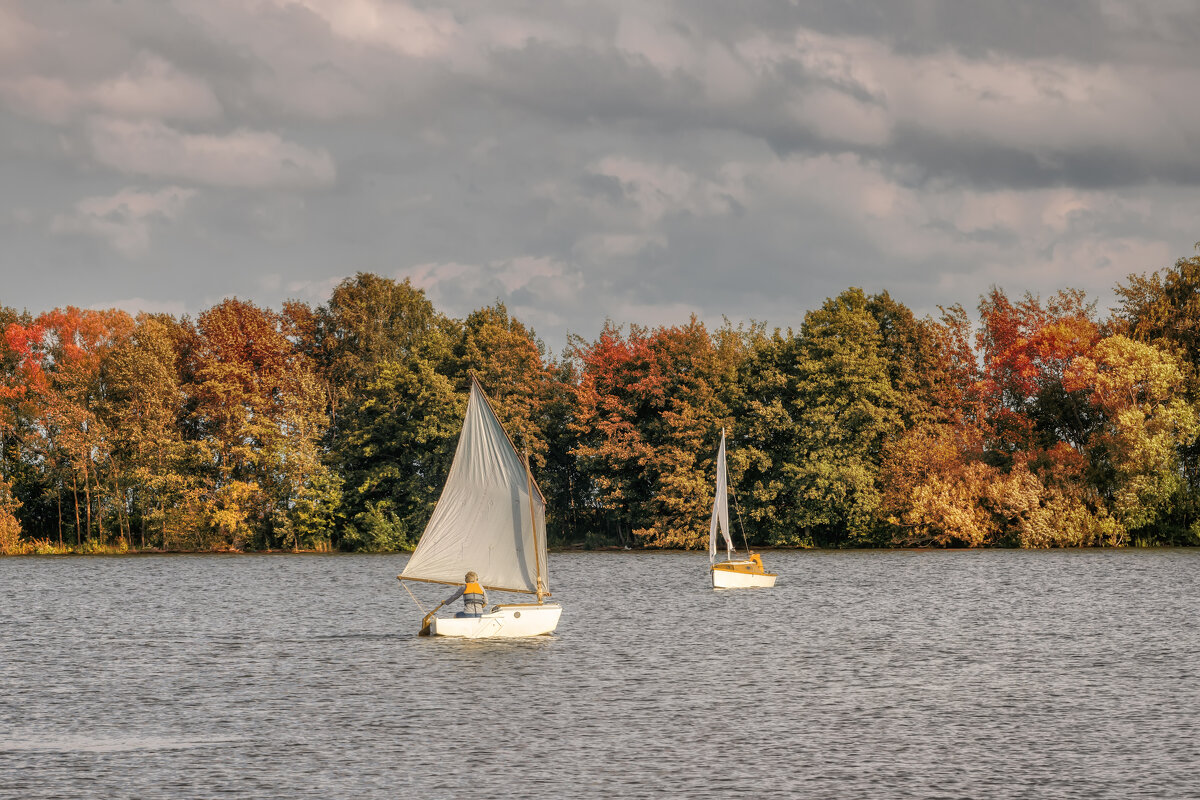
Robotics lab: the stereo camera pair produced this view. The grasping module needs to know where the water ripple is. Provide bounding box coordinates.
[1,550,1198,798]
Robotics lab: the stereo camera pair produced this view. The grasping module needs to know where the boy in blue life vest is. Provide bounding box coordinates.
[444,571,488,617]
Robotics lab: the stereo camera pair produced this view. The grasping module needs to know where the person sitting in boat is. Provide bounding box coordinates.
[444,571,488,617]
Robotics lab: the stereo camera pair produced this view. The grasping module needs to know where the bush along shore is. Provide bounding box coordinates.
[6,249,1200,556]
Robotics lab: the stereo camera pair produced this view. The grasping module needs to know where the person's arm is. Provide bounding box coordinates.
[481,586,489,605]
[443,585,465,605]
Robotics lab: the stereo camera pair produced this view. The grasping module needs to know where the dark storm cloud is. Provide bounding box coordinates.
[887,126,1200,191]
[689,0,1200,63]
[2,0,1199,348]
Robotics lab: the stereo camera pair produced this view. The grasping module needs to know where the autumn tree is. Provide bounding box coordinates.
[3,308,135,547]
[977,288,1102,458]
[450,302,584,539]
[572,318,726,548]
[451,303,553,461]
[0,305,29,549]
[1114,246,1200,527]
[880,424,996,546]
[1065,335,1198,540]
[0,312,22,552]
[1115,247,1200,366]
[100,314,191,548]
[187,299,336,550]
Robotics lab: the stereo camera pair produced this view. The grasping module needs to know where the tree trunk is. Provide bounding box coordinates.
[57,487,63,548]
[72,473,82,546]
[81,460,92,544]
[108,472,126,547]
[92,464,105,544]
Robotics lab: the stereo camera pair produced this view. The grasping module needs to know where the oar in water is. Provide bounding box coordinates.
[418,601,446,636]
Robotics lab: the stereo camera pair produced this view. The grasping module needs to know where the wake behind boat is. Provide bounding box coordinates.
[708,428,776,589]
[397,376,562,638]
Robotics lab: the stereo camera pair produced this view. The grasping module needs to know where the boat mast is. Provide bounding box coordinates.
[525,443,546,603]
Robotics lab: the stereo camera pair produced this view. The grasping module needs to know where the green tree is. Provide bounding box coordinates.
[313,274,457,550]
[336,358,461,551]
[724,327,803,546]
[867,292,963,428]
[315,273,454,428]
[790,289,904,544]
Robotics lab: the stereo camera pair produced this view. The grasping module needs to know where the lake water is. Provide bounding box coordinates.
[1,549,1198,799]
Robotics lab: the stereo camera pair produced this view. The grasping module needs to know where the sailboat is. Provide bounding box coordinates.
[709,428,776,589]
[397,376,562,638]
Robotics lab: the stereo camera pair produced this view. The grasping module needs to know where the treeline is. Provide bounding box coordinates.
[3,250,1200,555]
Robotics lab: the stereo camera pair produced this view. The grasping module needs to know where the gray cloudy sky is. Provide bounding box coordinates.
[3,1,1200,352]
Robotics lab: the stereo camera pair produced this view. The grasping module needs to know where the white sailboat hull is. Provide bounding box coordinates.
[430,604,562,638]
[711,565,777,589]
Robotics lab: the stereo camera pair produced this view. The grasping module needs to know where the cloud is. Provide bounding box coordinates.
[588,157,746,225]
[408,257,571,301]
[94,297,189,317]
[788,87,891,148]
[85,118,336,189]
[738,25,1200,187]
[0,5,35,62]
[285,275,346,303]
[608,299,704,331]
[91,54,222,122]
[50,186,195,257]
[0,45,221,126]
[573,233,668,261]
[0,75,82,125]
[405,256,584,334]
[263,0,460,57]
[4,1,1200,352]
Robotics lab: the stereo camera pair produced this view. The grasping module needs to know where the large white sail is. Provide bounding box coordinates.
[708,428,735,563]
[400,380,548,595]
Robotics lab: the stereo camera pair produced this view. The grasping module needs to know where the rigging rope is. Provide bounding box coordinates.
[398,577,428,614]
[730,478,753,556]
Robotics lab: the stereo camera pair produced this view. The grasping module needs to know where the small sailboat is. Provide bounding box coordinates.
[709,428,776,589]
[397,376,562,638]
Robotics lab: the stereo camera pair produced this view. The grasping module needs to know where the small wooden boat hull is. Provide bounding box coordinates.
[711,562,777,589]
[429,604,562,638]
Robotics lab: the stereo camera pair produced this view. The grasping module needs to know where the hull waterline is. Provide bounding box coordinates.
[429,604,562,638]
[711,564,777,589]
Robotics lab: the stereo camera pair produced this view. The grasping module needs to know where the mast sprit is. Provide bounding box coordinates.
[525,443,546,603]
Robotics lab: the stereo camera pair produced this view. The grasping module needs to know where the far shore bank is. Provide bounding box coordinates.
[5,543,1199,559]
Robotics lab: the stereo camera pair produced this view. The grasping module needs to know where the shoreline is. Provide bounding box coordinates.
[5,544,1200,558]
